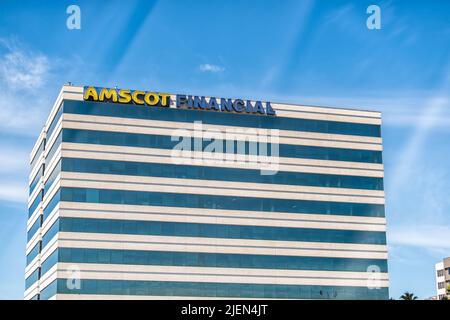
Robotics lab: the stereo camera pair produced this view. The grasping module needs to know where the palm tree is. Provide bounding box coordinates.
[400,292,418,300]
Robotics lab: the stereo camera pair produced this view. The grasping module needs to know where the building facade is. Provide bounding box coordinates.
[435,257,450,300]
[25,84,389,300]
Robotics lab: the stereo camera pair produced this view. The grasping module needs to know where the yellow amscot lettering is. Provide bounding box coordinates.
[159,93,170,107]
[132,90,145,105]
[83,86,98,101]
[144,92,160,106]
[99,88,118,102]
[118,89,132,103]
[84,87,171,107]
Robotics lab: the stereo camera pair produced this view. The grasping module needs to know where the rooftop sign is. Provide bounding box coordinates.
[83,86,275,116]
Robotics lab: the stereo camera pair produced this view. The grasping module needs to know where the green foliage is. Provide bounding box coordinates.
[400,292,418,300]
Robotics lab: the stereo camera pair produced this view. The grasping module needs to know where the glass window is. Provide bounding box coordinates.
[41,249,58,277]
[62,157,383,190]
[42,219,60,249]
[29,164,44,196]
[27,216,42,242]
[59,247,388,273]
[40,280,57,300]
[25,268,40,290]
[43,189,60,222]
[28,190,43,218]
[45,131,62,165]
[59,216,387,245]
[62,128,382,164]
[55,278,388,299]
[63,100,382,137]
[47,103,63,140]
[60,187,385,218]
[26,241,40,265]
[44,160,61,194]
[30,139,45,171]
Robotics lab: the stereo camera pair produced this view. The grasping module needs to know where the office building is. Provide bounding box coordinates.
[25,84,388,299]
[435,257,450,300]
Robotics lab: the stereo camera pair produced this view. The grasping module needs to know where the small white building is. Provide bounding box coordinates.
[435,257,450,300]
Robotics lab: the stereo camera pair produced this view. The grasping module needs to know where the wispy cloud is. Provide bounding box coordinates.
[0,183,27,204]
[388,96,449,194]
[0,39,53,135]
[389,225,450,252]
[0,39,49,91]
[199,63,225,73]
[0,146,29,173]
[0,39,56,208]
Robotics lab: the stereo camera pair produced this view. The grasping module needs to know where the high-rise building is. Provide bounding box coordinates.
[25,84,388,300]
[435,257,450,300]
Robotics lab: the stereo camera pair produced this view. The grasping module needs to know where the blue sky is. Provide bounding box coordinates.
[0,0,449,299]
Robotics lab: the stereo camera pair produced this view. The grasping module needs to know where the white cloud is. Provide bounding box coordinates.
[0,144,30,204]
[388,225,450,251]
[0,147,29,173]
[0,41,49,91]
[0,39,52,135]
[199,63,225,73]
[0,183,27,203]
[0,39,58,208]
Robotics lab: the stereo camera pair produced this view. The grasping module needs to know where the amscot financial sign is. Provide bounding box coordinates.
[83,86,276,116]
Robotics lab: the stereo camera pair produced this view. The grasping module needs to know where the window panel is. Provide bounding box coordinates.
[62,157,383,190]
[62,128,382,164]
[58,217,387,245]
[55,278,388,299]
[46,245,386,272]
[61,187,385,218]
[63,100,381,137]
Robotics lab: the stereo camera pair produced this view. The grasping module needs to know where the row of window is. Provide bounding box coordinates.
[60,187,386,217]
[56,247,388,272]
[29,165,44,196]
[40,279,57,300]
[41,248,58,279]
[62,128,383,164]
[25,268,40,290]
[25,229,59,293]
[58,217,387,245]
[45,132,62,167]
[43,190,60,222]
[25,105,64,291]
[42,219,59,250]
[47,104,62,141]
[30,139,45,172]
[61,157,384,190]
[44,160,61,194]
[26,242,40,265]
[42,278,388,299]
[27,216,42,242]
[29,103,62,187]
[28,190,43,218]
[63,100,382,137]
